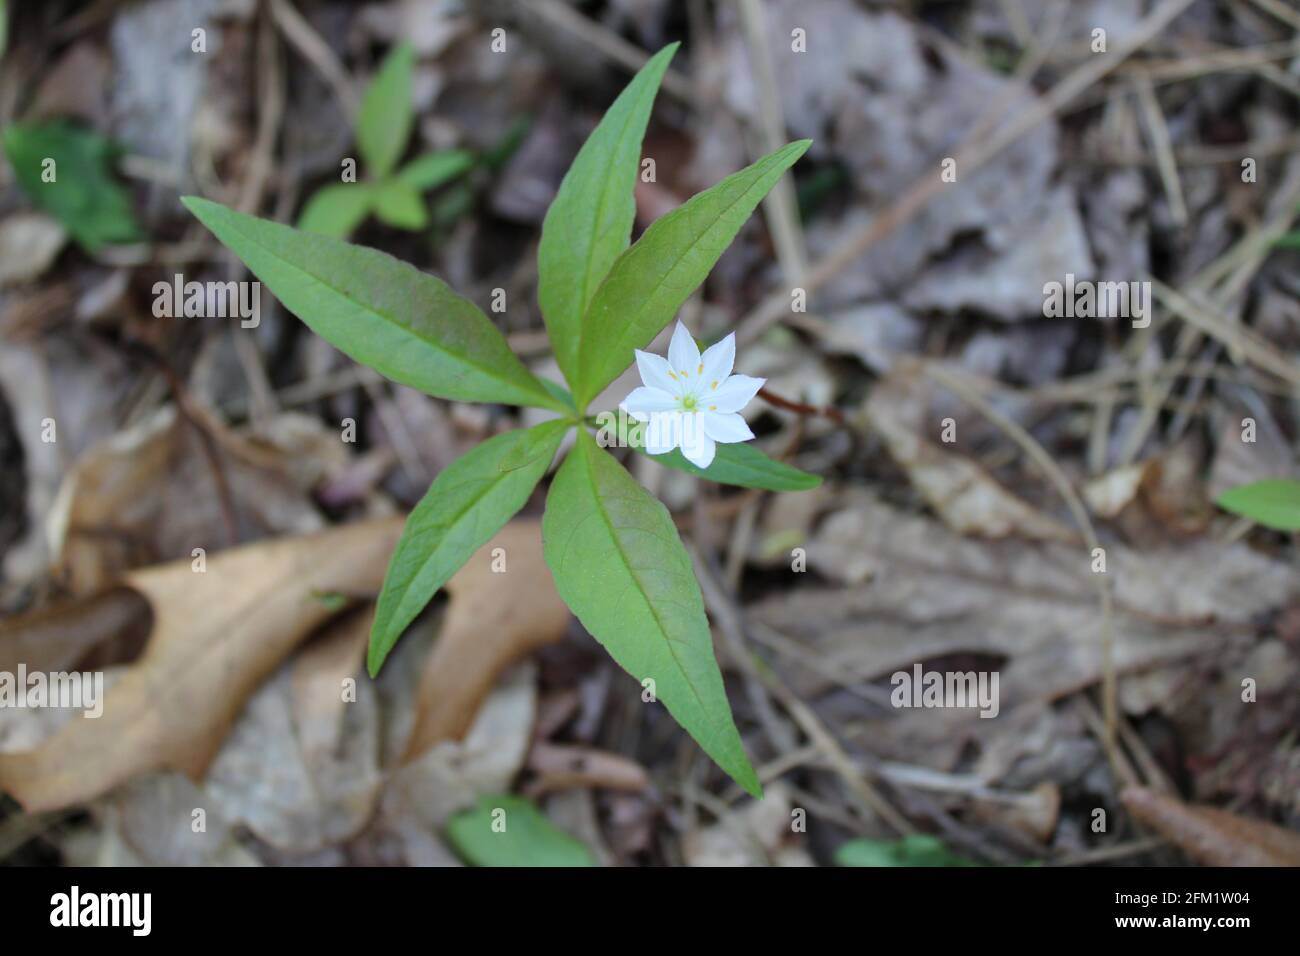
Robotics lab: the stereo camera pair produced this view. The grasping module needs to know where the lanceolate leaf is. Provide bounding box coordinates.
[1215,478,1300,531]
[298,182,374,238]
[397,149,475,190]
[538,43,678,389]
[574,139,812,408]
[182,197,566,411]
[632,438,821,491]
[542,430,761,796]
[368,420,570,676]
[357,42,414,178]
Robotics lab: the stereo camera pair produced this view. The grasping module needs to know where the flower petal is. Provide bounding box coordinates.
[700,333,735,386]
[681,431,716,469]
[620,386,678,421]
[635,349,681,396]
[643,411,684,455]
[701,410,754,444]
[668,321,702,380]
[708,374,765,413]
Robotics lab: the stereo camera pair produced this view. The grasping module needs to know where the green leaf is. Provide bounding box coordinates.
[1215,478,1300,531]
[542,430,761,796]
[368,420,569,676]
[356,42,414,178]
[446,795,595,867]
[634,439,821,492]
[297,182,373,238]
[397,149,474,190]
[538,43,678,390]
[835,834,982,868]
[372,177,428,230]
[182,197,565,411]
[2,122,141,252]
[574,139,812,408]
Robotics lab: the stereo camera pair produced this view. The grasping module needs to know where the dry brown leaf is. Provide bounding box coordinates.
[403,519,569,760]
[290,609,370,764]
[751,492,1296,766]
[381,662,538,837]
[108,772,253,867]
[0,517,403,812]
[0,337,135,582]
[49,404,345,595]
[864,363,1074,542]
[1122,786,1300,867]
[203,614,382,854]
[62,785,262,868]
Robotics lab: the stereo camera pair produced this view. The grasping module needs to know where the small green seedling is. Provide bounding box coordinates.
[2,121,141,251]
[298,42,474,238]
[184,43,815,796]
[447,795,594,867]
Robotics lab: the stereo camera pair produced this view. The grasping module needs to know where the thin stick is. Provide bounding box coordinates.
[1134,75,1187,227]
[757,386,845,424]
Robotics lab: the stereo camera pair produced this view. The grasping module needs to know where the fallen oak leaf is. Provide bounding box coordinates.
[403,520,570,761]
[0,517,403,812]
[1122,786,1300,866]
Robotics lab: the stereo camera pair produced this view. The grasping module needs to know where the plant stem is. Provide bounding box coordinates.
[757,386,845,425]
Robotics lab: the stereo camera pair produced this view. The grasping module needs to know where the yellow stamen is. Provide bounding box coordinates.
[668,371,677,380]
[711,380,718,389]
[709,405,717,411]
[698,363,704,374]
[680,369,689,378]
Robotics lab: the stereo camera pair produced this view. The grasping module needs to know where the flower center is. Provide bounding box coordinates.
[679,394,700,412]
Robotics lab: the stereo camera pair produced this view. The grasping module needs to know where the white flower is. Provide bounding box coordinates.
[618,321,764,469]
